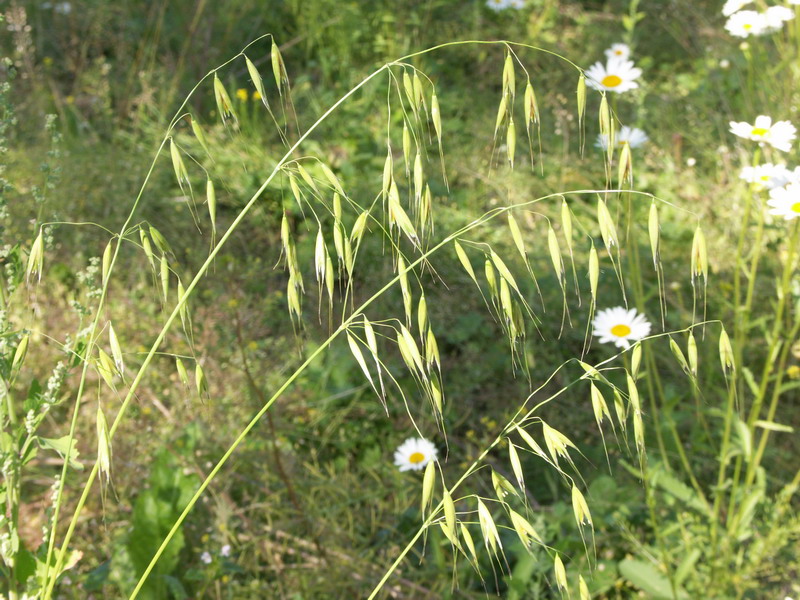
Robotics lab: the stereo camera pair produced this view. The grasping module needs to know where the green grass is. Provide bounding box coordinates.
[2,1,800,599]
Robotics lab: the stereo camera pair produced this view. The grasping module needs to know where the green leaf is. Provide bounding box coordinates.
[24,378,42,412]
[619,558,688,599]
[651,466,708,514]
[38,436,83,470]
[14,546,37,584]
[162,574,189,599]
[82,561,111,592]
[675,549,701,586]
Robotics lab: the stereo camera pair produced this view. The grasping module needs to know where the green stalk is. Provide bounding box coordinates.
[624,193,672,472]
[642,455,680,600]
[741,222,800,488]
[711,364,738,546]
[732,148,760,402]
[723,151,762,522]
[726,222,798,535]
[747,315,800,482]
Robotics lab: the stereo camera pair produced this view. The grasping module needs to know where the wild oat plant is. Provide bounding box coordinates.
[2,31,800,600]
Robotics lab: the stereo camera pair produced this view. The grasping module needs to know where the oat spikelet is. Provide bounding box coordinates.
[195,361,208,399]
[175,357,189,387]
[27,229,44,282]
[108,323,124,377]
[97,405,112,485]
[271,40,288,94]
[140,229,155,271]
[576,74,586,153]
[476,498,502,555]
[507,118,516,167]
[554,554,568,594]
[421,460,435,517]
[213,73,238,129]
[719,326,734,373]
[571,484,592,526]
[509,509,542,550]
[442,487,457,540]
[688,331,698,376]
[190,116,211,157]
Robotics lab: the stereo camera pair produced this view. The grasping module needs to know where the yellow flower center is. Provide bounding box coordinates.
[744,23,752,30]
[751,127,768,136]
[760,175,770,181]
[611,324,632,337]
[792,202,800,213]
[602,75,623,88]
[409,452,426,464]
[615,50,623,55]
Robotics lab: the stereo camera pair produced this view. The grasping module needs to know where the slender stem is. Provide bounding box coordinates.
[711,367,738,546]
[741,222,799,487]
[641,455,680,600]
[725,222,799,536]
[723,150,761,533]
[622,194,672,472]
[732,148,760,402]
[748,316,800,481]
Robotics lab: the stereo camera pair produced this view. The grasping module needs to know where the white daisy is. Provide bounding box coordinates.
[771,166,800,188]
[604,43,631,61]
[729,115,797,152]
[486,0,512,10]
[200,551,212,564]
[592,306,652,349]
[585,58,642,94]
[722,0,752,16]
[765,5,795,31]
[767,183,800,220]
[725,10,769,37]
[393,437,437,472]
[596,125,649,150]
[739,163,791,189]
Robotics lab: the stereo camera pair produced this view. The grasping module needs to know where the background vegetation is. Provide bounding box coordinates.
[1,0,799,598]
